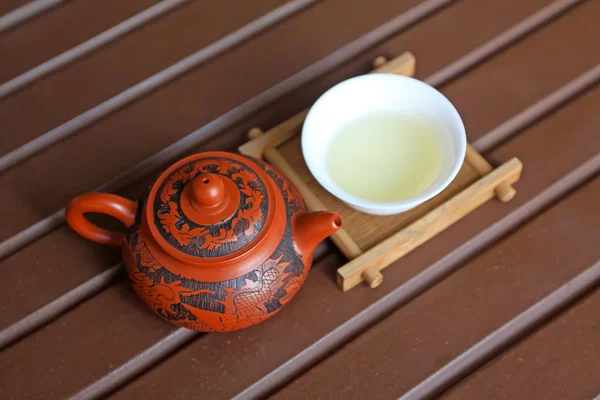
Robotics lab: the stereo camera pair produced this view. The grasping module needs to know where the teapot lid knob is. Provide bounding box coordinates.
[189,174,225,208]
[180,173,240,226]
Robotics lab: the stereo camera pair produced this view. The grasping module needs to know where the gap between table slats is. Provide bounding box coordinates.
[0,0,188,98]
[0,3,596,356]
[0,0,583,261]
[0,0,66,33]
[0,0,320,174]
[401,258,600,400]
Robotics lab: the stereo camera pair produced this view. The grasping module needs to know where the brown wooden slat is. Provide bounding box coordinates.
[0,0,191,99]
[0,0,559,336]
[0,0,160,83]
[0,0,68,34]
[0,0,32,17]
[110,45,600,400]
[0,0,290,158]
[442,287,600,400]
[272,177,600,399]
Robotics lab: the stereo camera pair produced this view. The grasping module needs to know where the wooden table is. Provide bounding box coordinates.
[1,0,599,398]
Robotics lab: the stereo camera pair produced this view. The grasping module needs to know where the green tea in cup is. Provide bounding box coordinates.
[326,112,443,203]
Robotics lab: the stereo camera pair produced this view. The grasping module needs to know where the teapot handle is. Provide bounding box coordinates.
[65,193,137,246]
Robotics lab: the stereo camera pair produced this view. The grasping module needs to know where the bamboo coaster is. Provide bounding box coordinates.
[238,52,522,291]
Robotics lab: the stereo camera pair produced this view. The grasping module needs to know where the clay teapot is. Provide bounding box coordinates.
[66,152,341,332]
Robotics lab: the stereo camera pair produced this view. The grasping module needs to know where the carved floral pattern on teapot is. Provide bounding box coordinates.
[154,157,269,258]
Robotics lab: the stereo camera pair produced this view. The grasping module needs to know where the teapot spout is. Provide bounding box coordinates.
[293,211,342,258]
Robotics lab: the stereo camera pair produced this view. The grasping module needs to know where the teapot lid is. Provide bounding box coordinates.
[145,152,276,263]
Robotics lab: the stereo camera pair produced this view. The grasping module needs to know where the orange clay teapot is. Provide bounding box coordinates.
[66,152,341,332]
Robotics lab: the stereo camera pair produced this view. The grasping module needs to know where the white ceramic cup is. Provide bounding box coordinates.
[301,74,466,215]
